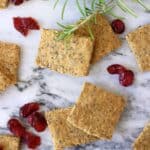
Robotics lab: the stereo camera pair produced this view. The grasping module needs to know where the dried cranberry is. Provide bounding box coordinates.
[24,131,41,149]
[111,19,125,34]
[20,102,40,118]
[0,146,3,150]
[119,70,134,87]
[7,118,26,137]
[107,64,126,74]
[11,0,24,5]
[13,17,40,36]
[13,17,28,36]
[27,112,47,132]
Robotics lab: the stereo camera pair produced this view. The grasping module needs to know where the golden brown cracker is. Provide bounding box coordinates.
[0,0,8,9]
[126,24,150,72]
[0,135,20,150]
[36,29,93,77]
[0,41,20,84]
[45,107,97,150]
[76,14,121,64]
[133,123,150,150]
[67,82,125,138]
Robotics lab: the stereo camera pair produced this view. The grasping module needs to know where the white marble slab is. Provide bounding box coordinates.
[0,0,150,150]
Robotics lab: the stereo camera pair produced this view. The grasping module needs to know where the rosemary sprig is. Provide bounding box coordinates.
[54,0,149,41]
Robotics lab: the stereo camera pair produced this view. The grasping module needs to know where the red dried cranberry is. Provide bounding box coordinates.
[111,19,125,34]
[7,118,26,137]
[119,70,134,87]
[23,17,40,30]
[0,146,3,150]
[20,102,40,118]
[13,17,28,36]
[107,64,126,74]
[27,112,47,132]
[11,0,24,5]
[24,131,41,149]
[13,17,40,36]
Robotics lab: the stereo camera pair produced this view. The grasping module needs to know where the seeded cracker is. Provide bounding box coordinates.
[0,41,20,88]
[67,82,125,138]
[45,107,98,150]
[0,135,20,150]
[75,14,121,64]
[126,24,150,72]
[36,29,93,77]
[0,0,8,9]
[133,123,150,150]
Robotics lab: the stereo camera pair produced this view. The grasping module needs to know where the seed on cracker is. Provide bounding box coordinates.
[0,135,20,150]
[0,41,20,89]
[133,123,150,150]
[67,82,125,139]
[76,14,121,64]
[126,24,150,72]
[45,107,97,150]
[36,29,93,77]
[0,0,8,9]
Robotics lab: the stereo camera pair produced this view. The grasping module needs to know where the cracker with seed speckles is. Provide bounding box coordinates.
[75,14,121,64]
[133,123,150,150]
[0,41,20,86]
[67,82,126,138]
[0,0,8,9]
[126,24,150,72]
[0,135,20,150]
[36,29,93,77]
[45,107,98,150]
[0,65,12,91]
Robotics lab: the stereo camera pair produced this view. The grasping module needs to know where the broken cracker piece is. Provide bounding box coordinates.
[67,82,125,138]
[0,41,20,85]
[0,0,8,9]
[0,135,20,150]
[133,123,150,150]
[76,14,121,64]
[45,107,98,150]
[36,29,93,77]
[126,24,150,72]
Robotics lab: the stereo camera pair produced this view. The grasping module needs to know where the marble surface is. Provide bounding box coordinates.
[0,0,150,150]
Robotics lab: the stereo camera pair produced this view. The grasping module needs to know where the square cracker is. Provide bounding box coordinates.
[67,82,125,138]
[45,107,98,150]
[0,135,20,150]
[0,65,12,91]
[75,14,121,64]
[126,24,150,72]
[133,123,150,150]
[0,0,8,9]
[36,29,93,77]
[0,41,20,85]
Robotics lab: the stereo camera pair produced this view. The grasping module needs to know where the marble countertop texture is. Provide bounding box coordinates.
[0,0,150,150]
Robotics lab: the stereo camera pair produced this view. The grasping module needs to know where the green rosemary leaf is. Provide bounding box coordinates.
[87,24,94,40]
[76,0,86,17]
[117,0,138,17]
[91,0,97,10]
[61,0,69,20]
[135,0,150,11]
[53,0,60,9]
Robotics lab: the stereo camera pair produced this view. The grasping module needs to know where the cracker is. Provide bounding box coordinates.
[0,135,20,150]
[45,107,97,150]
[133,123,150,150]
[75,14,121,64]
[36,29,93,77]
[0,65,12,91]
[0,41,20,84]
[67,82,125,138]
[126,24,150,72]
[0,0,8,9]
